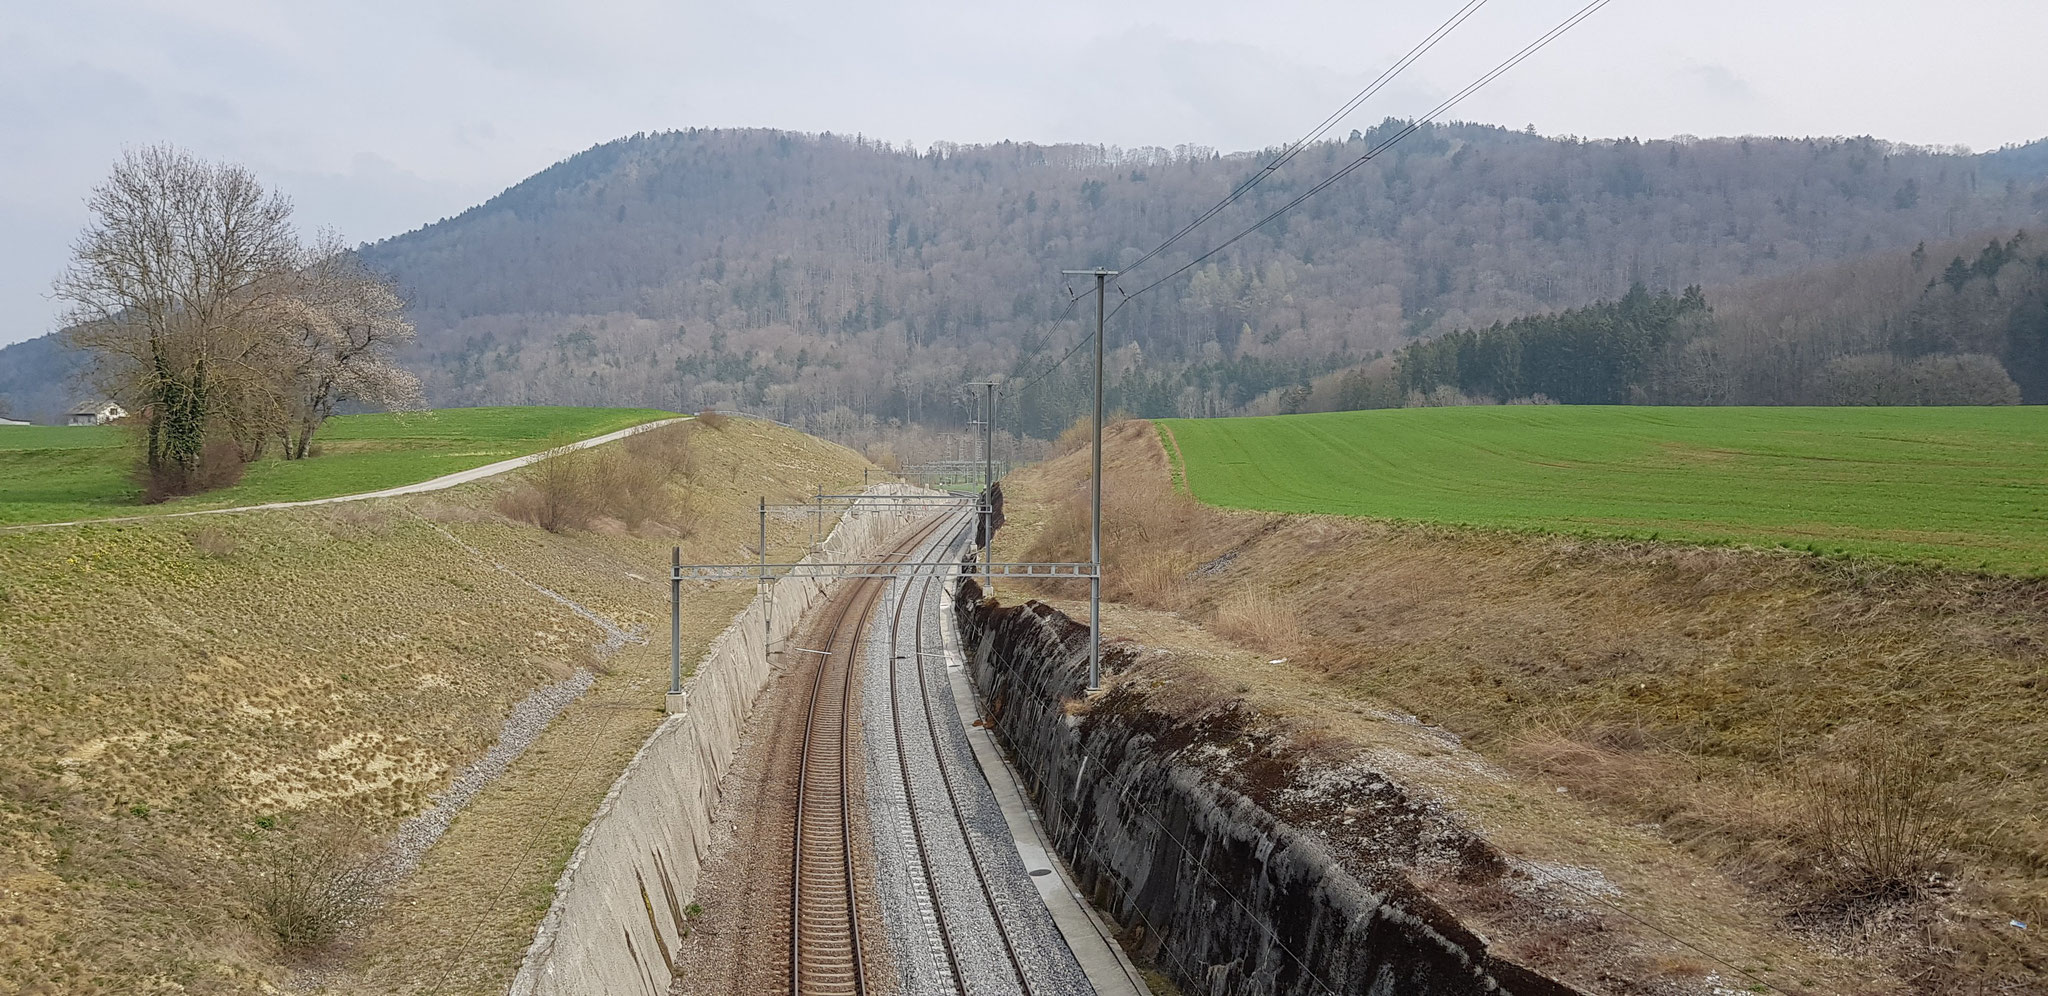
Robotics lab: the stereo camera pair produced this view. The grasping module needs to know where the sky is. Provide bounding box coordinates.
[3,0,2046,347]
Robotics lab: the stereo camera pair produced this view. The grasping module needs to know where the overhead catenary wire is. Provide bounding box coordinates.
[1107,0,1620,324]
[1009,284,1101,398]
[1015,0,1617,407]
[1117,0,1495,280]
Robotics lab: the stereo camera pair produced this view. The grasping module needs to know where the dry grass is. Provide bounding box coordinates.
[0,418,874,994]
[1209,592,1302,650]
[187,525,238,558]
[999,418,2048,993]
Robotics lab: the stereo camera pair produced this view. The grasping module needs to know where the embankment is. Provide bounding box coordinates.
[954,584,1580,996]
[509,487,933,996]
[1000,418,2048,993]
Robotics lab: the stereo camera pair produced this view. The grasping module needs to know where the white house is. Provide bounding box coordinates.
[66,400,127,426]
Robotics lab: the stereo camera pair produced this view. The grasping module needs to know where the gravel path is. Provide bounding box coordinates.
[862,520,1094,996]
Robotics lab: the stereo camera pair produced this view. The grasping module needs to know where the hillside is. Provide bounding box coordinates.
[1159,406,2048,572]
[1003,420,2048,993]
[0,418,871,994]
[349,126,2048,437]
[7,127,2045,435]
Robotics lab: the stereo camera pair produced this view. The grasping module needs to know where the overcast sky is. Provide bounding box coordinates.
[4,0,2045,347]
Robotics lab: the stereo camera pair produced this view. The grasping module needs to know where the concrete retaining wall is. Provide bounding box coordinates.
[954,585,1581,996]
[509,486,932,996]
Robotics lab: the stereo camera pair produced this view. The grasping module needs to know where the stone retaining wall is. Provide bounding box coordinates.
[953,584,1583,996]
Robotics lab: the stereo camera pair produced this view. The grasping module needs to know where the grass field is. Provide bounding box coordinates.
[0,406,672,526]
[1158,406,2048,573]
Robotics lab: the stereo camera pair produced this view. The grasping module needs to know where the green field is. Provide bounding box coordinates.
[0,406,673,526]
[1158,406,2048,573]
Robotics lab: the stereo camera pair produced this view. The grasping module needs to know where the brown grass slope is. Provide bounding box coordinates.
[0,418,871,995]
[1003,420,2046,995]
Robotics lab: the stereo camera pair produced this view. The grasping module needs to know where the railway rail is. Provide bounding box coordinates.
[789,513,955,996]
[884,516,1039,996]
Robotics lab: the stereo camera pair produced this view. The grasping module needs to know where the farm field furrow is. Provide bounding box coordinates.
[1159,406,2048,573]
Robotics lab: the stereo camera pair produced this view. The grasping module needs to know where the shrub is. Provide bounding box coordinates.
[589,447,668,530]
[138,438,246,503]
[694,410,730,430]
[496,445,597,533]
[498,436,696,534]
[1799,733,1957,901]
[1121,550,1197,606]
[624,422,696,478]
[864,442,902,473]
[1053,417,1095,456]
[1051,411,1133,456]
[254,825,379,953]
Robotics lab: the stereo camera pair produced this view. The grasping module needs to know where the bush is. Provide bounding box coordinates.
[498,435,695,534]
[1121,550,1197,606]
[496,444,597,533]
[138,438,246,503]
[624,422,696,478]
[694,410,730,431]
[590,447,667,530]
[1813,352,2022,405]
[1800,734,1957,902]
[254,825,379,953]
[1052,410,1131,456]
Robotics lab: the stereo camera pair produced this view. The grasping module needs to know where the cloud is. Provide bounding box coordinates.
[1683,63,1757,104]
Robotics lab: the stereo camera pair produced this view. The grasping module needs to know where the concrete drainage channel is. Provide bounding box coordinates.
[953,582,1588,996]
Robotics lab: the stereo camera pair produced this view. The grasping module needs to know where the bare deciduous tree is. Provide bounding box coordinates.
[55,145,298,492]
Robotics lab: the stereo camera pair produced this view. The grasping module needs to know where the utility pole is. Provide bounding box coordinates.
[667,545,683,712]
[759,496,770,657]
[968,380,997,590]
[1061,268,1115,692]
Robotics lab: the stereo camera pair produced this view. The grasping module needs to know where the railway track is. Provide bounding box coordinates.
[789,513,954,996]
[882,515,1038,996]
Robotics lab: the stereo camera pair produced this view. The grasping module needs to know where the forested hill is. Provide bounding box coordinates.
[5,124,2046,432]
[348,123,2046,436]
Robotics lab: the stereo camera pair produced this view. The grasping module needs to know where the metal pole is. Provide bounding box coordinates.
[669,546,682,695]
[1089,271,1107,692]
[983,381,995,591]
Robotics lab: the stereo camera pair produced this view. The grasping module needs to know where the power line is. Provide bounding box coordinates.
[1117,0,1495,280]
[1108,0,1620,324]
[1017,0,1615,406]
[1007,284,1101,398]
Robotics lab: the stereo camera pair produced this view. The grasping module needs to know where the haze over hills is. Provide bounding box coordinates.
[4,122,2046,431]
